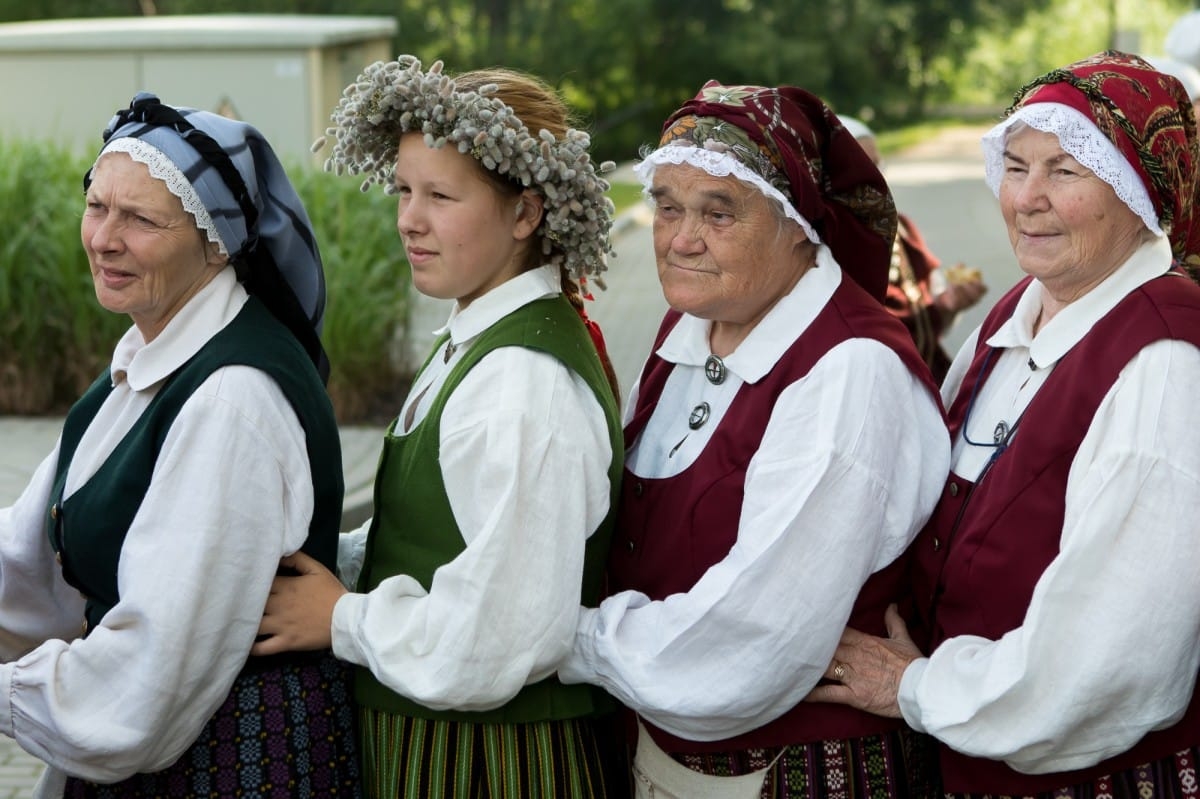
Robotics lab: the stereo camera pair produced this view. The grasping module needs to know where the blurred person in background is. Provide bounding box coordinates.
[1166,10,1200,74]
[842,116,988,384]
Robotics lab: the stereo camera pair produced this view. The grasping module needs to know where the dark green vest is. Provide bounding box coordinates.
[47,296,344,634]
[356,295,622,723]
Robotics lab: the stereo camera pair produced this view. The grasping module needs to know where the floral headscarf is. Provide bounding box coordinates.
[635,81,897,301]
[998,51,1200,276]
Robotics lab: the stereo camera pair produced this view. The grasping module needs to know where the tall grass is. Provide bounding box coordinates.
[0,141,126,413]
[292,168,410,422]
[0,141,411,422]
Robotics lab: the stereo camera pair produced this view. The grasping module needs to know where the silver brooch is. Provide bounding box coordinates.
[704,355,726,385]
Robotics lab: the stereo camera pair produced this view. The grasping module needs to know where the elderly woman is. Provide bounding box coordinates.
[0,93,359,797]
[557,83,950,797]
[810,52,1200,798]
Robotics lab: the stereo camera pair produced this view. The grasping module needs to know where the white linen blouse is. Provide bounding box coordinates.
[558,251,951,742]
[332,264,615,711]
[0,268,315,787]
[898,236,1200,774]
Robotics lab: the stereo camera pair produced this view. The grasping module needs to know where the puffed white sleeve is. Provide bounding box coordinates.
[0,366,314,781]
[898,339,1200,774]
[561,338,950,741]
[330,346,614,710]
[0,446,88,661]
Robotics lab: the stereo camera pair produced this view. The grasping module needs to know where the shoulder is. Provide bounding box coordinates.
[183,365,303,441]
[451,345,607,429]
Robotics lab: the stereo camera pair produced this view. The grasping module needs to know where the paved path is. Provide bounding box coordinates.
[0,123,1018,793]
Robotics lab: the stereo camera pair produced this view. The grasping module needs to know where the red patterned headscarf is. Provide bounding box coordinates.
[1004,51,1200,275]
[634,81,897,301]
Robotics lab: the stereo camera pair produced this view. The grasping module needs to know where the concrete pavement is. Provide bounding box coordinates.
[0,124,1015,793]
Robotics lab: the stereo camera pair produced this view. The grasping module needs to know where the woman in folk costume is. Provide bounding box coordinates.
[811,51,1200,798]
[253,57,628,798]
[0,93,359,797]
[557,82,950,797]
[841,115,988,385]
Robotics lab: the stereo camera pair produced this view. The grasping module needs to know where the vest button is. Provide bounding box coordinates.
[626,539,635,553]
[55,551,63,566]
[948,482,959,497]
[51,504,59,519]
[634,481,644,497]
[932,537,941,551]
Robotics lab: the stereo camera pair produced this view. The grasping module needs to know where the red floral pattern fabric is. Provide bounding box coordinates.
[655,82,898,301]
[1009,50,1200,278]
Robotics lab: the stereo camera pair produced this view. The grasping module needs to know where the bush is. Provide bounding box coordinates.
[0,140,411,423]
[292,167,411,423]
[0,140,126,413]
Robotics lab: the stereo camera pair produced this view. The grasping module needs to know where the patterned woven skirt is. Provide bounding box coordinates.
[359,706,631,798]
[944,745,1200,799]
[667,726,939,799]
[63,651,361,798]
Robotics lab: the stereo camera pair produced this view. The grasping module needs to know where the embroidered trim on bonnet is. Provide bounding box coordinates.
[634,143,822,244]
[981,102,1163,237]
[316,55,616,282]
[99,137,229,254]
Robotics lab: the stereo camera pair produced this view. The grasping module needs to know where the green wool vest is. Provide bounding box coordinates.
[356,295,622,723]
[47,296,344,634]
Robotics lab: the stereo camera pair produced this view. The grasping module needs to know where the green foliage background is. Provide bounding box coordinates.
[0,0,1187,161]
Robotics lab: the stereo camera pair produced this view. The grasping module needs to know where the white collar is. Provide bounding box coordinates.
[986,236,1174,368]
[111,268,247,391]
[434,264,560,346]
[655,245,843,384]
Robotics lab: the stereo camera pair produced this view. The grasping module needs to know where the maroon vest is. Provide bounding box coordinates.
[609,275,941,753]
[910,272,1200,794]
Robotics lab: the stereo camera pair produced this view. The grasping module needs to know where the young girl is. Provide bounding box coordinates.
[253,57,627,798]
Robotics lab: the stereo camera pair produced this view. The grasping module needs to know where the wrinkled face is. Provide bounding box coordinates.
[999,126,1150,302]
[82,152,226,342]
[394,133,531,307]
[649,163,811,325]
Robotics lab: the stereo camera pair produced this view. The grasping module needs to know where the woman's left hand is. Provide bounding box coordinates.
[804,604,924,718]
[251,551,347,655]
[934,276,988,314]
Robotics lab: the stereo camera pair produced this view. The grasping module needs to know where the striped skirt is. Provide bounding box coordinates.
[944,745,1200,799]
[668,726,939,799]
[360,707,630,798]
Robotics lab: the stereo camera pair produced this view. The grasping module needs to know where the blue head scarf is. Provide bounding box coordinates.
[86,92,329,379]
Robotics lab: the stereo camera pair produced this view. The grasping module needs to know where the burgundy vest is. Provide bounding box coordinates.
[609,275,941,753]
[910,272,1200,794]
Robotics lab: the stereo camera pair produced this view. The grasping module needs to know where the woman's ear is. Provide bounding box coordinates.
[206,239,229,269]
[512,190,544,240]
